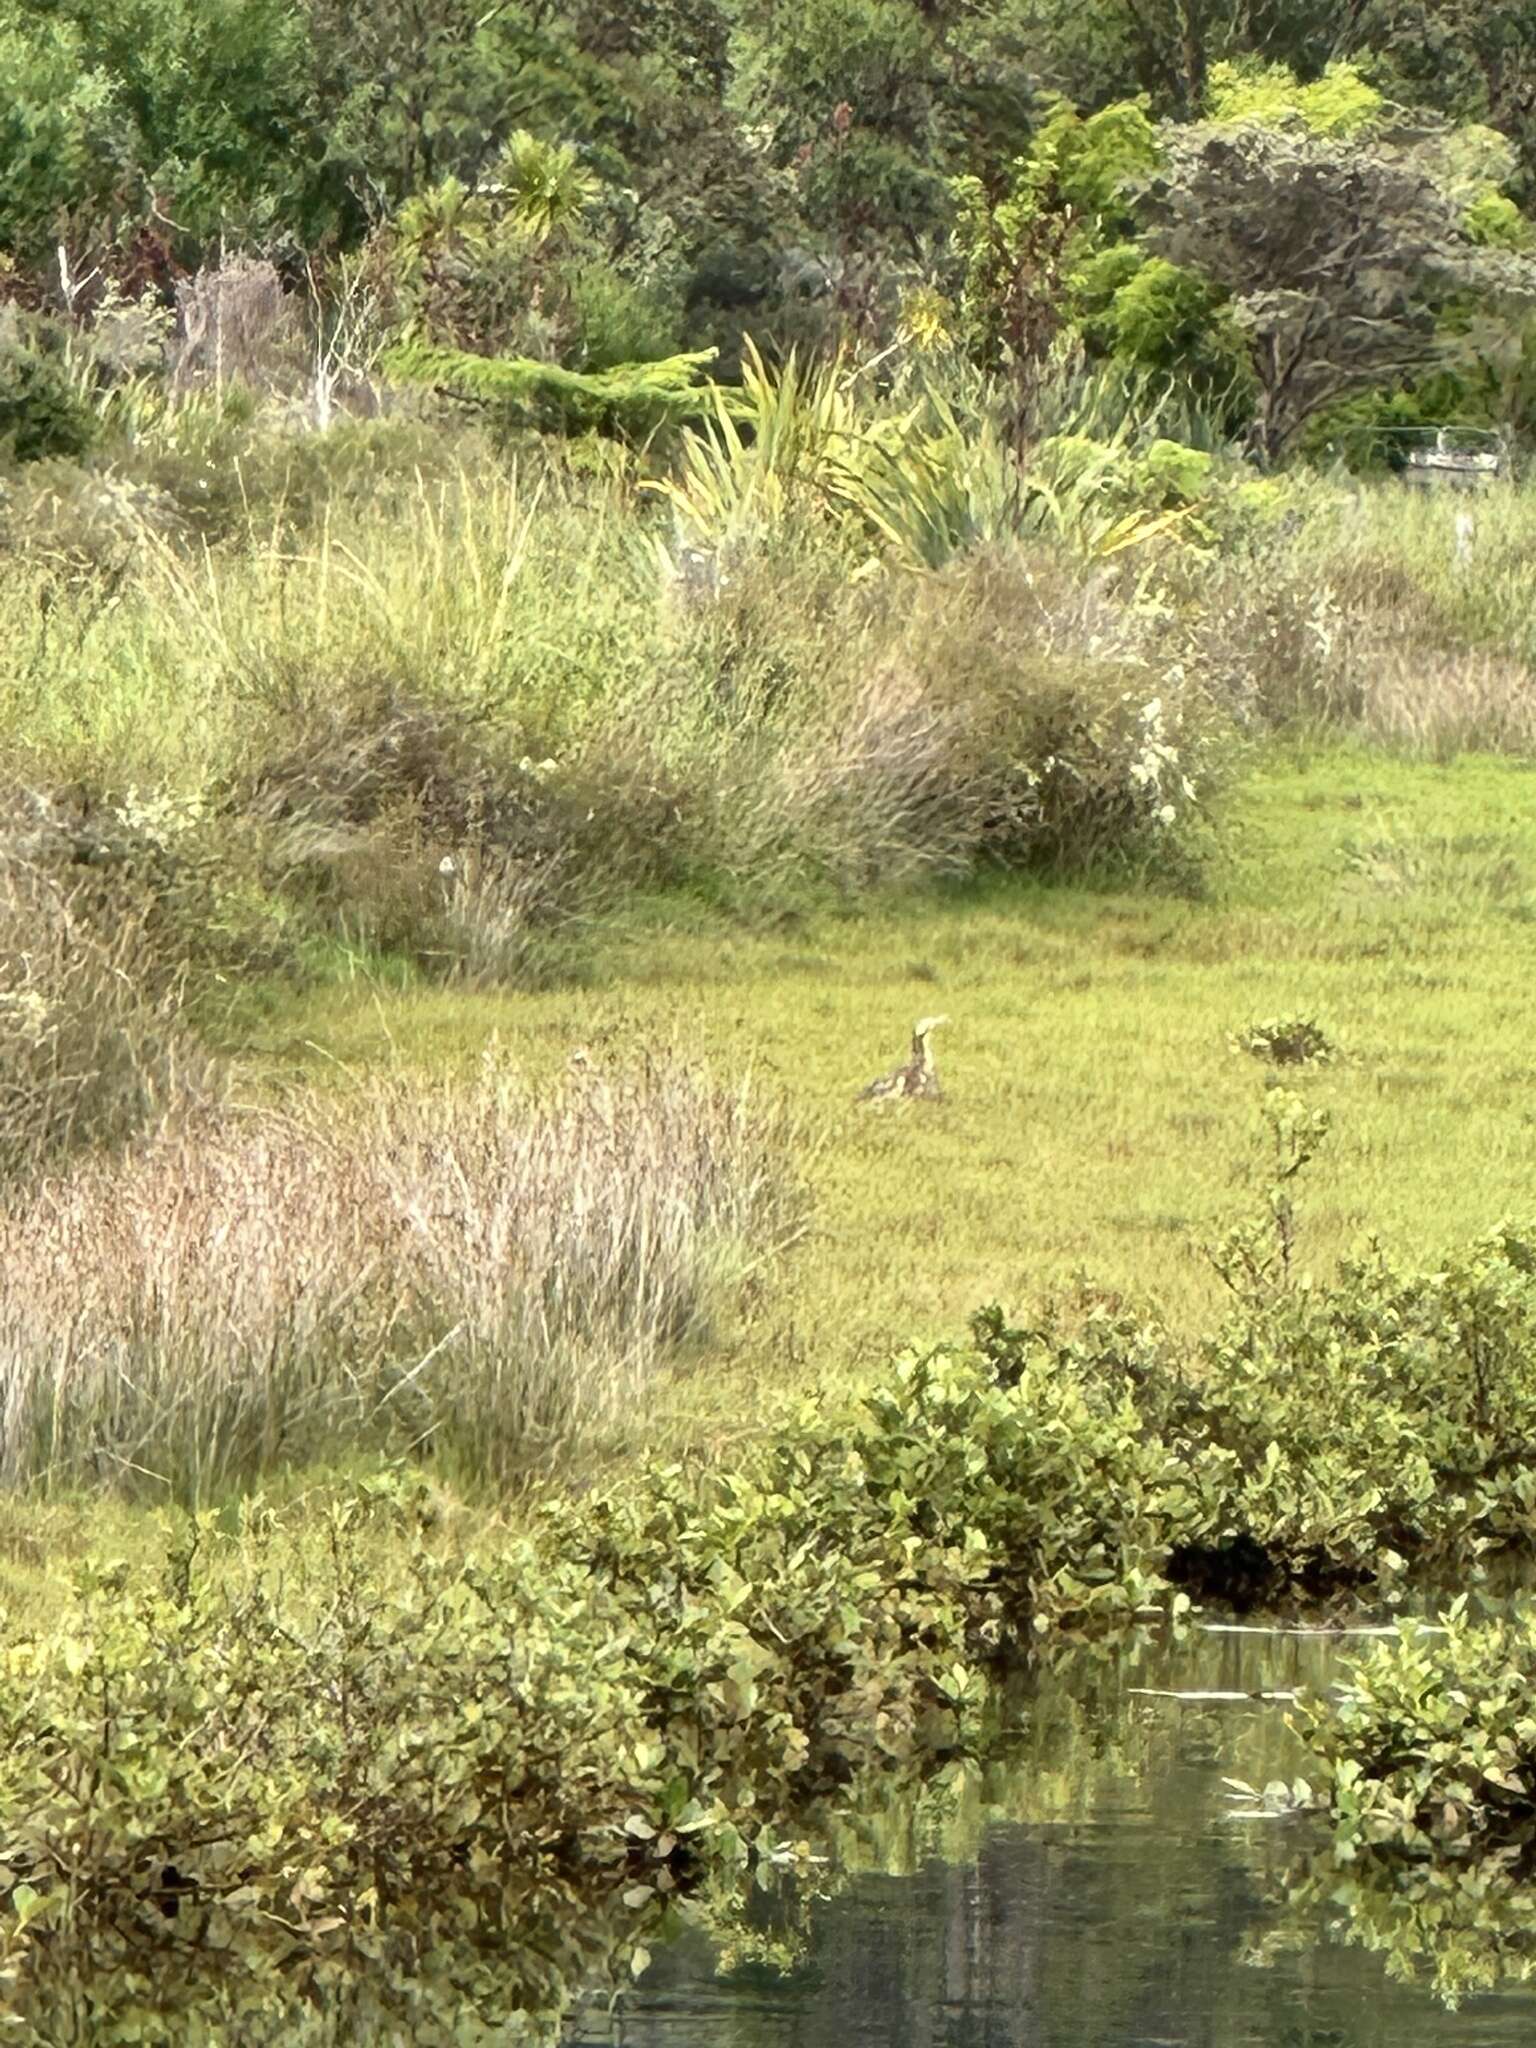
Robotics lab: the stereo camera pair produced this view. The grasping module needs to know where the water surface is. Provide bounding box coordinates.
[567,1625,1536,2048]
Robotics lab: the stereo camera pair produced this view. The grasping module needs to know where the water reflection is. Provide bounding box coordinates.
[568,1628,1536,2048]
[15,1624,1536,2043]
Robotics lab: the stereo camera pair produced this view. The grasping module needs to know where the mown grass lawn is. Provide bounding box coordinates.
[212,743,1536,1454]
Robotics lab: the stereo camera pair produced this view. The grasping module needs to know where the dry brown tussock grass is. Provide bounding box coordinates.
[0,857,215,1179]
[0,1053,804,1497]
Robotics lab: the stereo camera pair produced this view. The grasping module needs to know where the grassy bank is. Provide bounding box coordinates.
[217,746,1536,1438]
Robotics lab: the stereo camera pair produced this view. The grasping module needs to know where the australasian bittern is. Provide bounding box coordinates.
[857,1015,948,1102]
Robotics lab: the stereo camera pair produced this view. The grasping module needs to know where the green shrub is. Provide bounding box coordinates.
[0,1499,665,2036]
[1290,1601,1536,2000]
[0,321,96,465]
[1299,1602,1536,1866]
[1231,1015,1338,1066]
[563,261,685,373]
[381,337,722,439]
[1178,1224,1536,1591]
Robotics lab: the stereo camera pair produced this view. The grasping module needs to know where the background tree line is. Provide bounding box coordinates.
[4,0,1536,461]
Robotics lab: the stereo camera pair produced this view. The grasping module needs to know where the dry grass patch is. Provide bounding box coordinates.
[0,855,215,1179]
[0,1053,804,1499]
[1350,645,1536,759]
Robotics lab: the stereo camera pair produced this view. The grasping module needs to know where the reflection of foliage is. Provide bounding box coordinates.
[3,1876,647,2044]
[1253,1845,1536,2008]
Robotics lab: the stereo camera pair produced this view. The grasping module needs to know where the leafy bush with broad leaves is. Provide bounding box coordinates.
[1298,1601,1536,1867]
[1189,1225,1536,1583]
[0,1353,1177,2014]
[973,1204,1536,1605]
[0,1496,669,2037]
[1290,1602,1536,2002]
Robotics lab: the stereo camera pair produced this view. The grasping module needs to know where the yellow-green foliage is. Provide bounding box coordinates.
[1205,58,1385,136]
[644,340,866,548]
[1467,188,1536,250]
[1025,98,1161,221]
[380,337,722,437]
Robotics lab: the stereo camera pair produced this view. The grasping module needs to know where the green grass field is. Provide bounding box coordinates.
[206,743,1536,1456]
[3,738,1532,1610]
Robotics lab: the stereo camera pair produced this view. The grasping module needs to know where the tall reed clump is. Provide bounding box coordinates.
[1238,482,1536,753]
[0,1053,804,1499]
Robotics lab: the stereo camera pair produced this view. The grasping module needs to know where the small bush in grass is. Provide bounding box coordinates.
[1231,1015,1338,1066]
[0,1053,805,1497]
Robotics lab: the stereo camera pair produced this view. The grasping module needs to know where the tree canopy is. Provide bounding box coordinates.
[3,0,1536,458]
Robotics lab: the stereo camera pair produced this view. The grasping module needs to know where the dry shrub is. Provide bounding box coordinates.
[0,858,213,1180]
[1170,559,1362,729]
[1188,548,1536,757]
[245,668,511,839]
[0,1054,804,1497]
[1352,645,1536,759]
[171,258,299,394]
[765,657,977,892]
[243,670,589,969]
[631,542,1224,906]
[900,551,1223,875]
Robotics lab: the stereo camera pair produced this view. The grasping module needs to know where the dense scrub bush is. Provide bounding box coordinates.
[1161,1242,1536,1596]
[0,1498,665,2039]
[972,1208,1536,1606]
[906,552,1220,876]
[1300,1604,1536,1867]
[0,318,96,465]
[8,399,1536,1022]
[0,1344,1181,2013]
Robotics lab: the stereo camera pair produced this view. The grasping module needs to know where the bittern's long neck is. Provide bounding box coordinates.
[913,1032,932,1069]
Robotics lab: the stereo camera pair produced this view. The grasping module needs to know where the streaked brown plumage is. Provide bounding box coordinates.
[856,1015,948,1102]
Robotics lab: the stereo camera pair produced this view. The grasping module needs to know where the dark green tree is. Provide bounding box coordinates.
[1140,117,1536,459]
